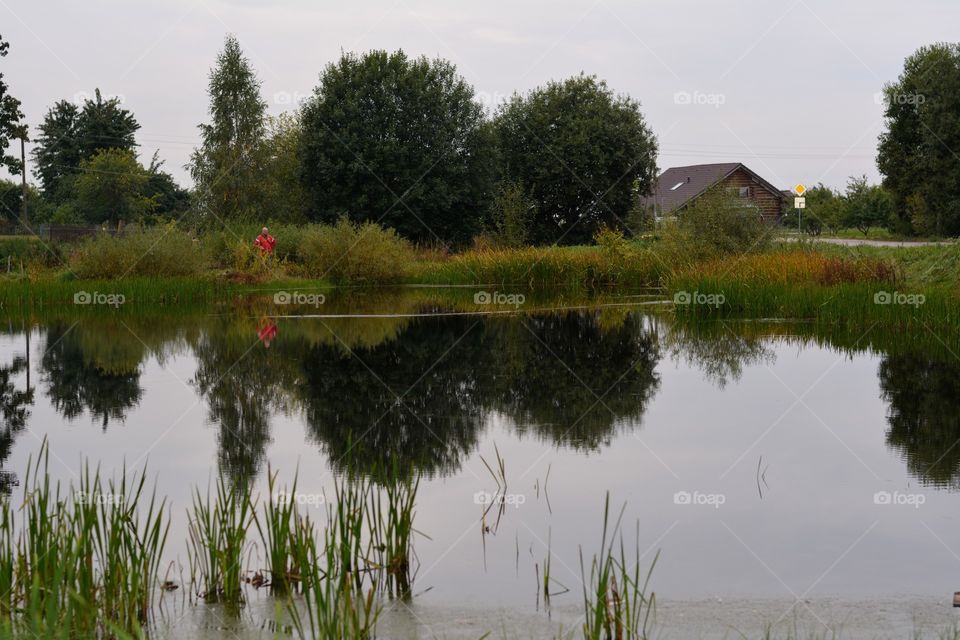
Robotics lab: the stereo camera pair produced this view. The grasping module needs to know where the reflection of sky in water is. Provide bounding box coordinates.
[0,312,958,637]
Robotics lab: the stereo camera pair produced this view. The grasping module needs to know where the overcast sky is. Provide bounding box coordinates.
[2,0,957,191]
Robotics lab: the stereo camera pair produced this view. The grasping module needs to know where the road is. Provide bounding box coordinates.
[784,237,954,248]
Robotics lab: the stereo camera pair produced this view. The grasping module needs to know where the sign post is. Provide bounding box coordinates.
[793,183,806,235]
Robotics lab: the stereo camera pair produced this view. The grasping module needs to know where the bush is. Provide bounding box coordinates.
[659,187,772,262]
[68,224,207,278]
[203,222,306,268]
[300,218,415,284]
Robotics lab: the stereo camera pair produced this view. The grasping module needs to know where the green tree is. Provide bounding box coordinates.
[189,34,267,224]
[145,151,190,217]
[300,49,495,245]
[33,91,139,202]
[259,113,308,224]
[0,34,25,178]
[877,43,960,236]
[73,148,156,224]
[494,74,658,245]
[841,175,894,235]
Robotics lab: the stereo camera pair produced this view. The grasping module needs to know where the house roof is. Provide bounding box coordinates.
[643,162,785,213]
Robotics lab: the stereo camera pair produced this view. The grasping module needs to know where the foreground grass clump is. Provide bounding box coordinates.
[0,445,169,639]
[0,277,222,309]
[68,225,207,279]
[300,218,416,284]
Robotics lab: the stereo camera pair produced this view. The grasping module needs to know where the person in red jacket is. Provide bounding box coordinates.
[254,227,276,254]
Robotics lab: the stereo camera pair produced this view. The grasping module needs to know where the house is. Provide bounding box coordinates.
[643,162,785,221]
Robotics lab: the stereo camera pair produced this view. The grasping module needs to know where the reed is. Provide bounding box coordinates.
[253,467,299,594]
[186,475,254,604]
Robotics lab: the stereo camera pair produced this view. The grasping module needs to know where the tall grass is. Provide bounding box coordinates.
[299,218,416,284]
[0,443,169,639]
[576,494,657,640]
[186,475,254,605]
[68,225,207,279]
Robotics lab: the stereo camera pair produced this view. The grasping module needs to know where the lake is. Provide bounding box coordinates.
[0,288,958,639]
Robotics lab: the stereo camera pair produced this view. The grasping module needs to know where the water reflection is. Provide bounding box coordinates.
[5,296,959,490]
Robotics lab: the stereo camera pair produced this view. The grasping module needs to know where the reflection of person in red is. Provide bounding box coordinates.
[254,227,276,254]
[257,319,278,348]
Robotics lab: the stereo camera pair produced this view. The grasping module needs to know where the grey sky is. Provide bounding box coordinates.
[2,0,956,190]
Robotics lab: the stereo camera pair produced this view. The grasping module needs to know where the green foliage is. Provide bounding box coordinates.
[300,218,415,284]
[489,181,535,247]
[494,74,658,245]
[660,187,771,260]
[259,113,309,224]
[877,42,960,236]
[841,175,894,235]
[33,90,139,202]
[300,49,495,245]
[0,34,25,177]
[68,225,206,279]
[73,149,157,225]
[189,34,267,223]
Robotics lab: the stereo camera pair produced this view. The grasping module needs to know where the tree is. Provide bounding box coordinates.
[189,34,267,223]
[33,91,139,201]
[877,43,960,236]
[841,175,894,235]
[0,34,25,178]
[259,113,308,224]
[493,74,658,245]
[145,151,190,217]
[300,49,495,245]
[73,148,156,225]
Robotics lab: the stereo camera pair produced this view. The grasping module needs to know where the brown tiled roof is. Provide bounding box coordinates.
[642,162,785,214]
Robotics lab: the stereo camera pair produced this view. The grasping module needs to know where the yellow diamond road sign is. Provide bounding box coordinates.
[794,183,806,196]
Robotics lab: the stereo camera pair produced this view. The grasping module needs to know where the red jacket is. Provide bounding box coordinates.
[254,233,276,253]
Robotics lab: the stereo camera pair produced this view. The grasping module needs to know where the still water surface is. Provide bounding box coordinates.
[0,290,958,638]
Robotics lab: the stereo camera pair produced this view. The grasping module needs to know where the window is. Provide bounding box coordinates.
[670,181,685,191]
[738,186,751,197]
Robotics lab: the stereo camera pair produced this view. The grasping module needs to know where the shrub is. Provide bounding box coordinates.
[300,218,415,284]
[68,224,207,278]
[489,182,534,248]
[659,187,773,262]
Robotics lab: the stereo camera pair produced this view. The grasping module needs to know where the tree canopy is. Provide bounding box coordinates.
[493,74,658,245]
[0,34,25,179]
[300,49,496,245]
[877,42,960,236]
[33,90,139,202]
[189,34,267,223]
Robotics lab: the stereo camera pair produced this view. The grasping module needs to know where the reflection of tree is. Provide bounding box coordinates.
[880,352,960,488]
[299,312,662,475]
[298,317,484,479]
[483,312,661,448]
[665,324,775,389]
[191,324,295,487]
[41,325,142,429]
[0,353,34,494]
